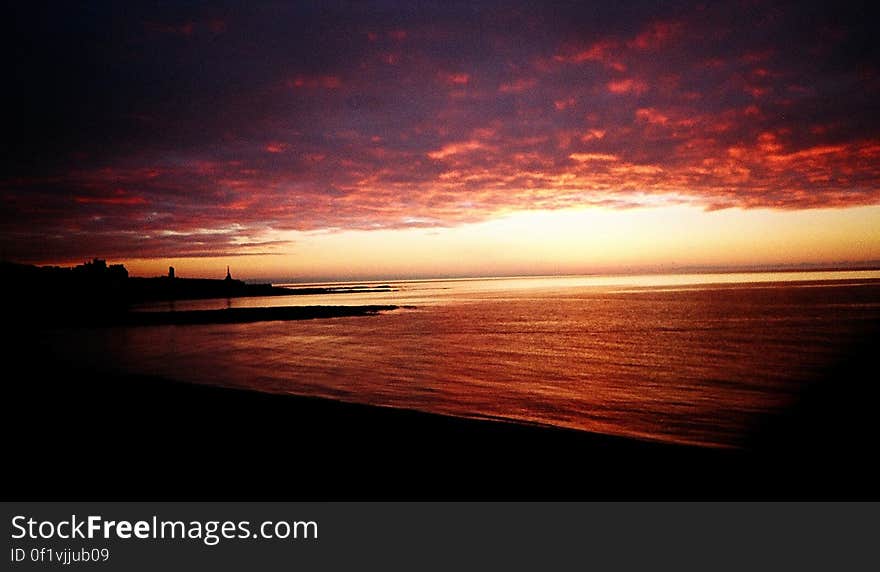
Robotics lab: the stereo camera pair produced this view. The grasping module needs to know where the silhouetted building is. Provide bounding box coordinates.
[77,258,107,274]
[73,258,128,279]
[168,266,175,279]
[225,266,232,281]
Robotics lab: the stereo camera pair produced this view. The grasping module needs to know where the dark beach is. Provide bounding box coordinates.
[7,321,879,500]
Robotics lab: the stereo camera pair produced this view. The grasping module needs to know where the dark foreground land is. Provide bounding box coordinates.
[1,260,396,325]
[6,319,880,500]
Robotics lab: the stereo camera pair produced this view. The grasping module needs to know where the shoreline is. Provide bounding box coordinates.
[7,351,879,500]
[5,367,738,500]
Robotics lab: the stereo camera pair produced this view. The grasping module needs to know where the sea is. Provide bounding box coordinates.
[47,271,880,448]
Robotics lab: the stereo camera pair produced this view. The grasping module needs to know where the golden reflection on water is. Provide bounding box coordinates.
[134,270,880,312]
[60,273,880,448]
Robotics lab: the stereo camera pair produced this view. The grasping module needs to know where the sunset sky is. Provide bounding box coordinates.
[3,1,879,280]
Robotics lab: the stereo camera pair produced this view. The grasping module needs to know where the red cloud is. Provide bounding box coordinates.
[264,142,289,154]
[555,39,616,63]
[439,72,470,85]
[608,79,648,95]
[499,78,537,93]
[629,21,682,50]
[427,141,485,159]
[74,189,148,206]
[569,153,619,162]
[554,97,576,110]
[636,108,668,125]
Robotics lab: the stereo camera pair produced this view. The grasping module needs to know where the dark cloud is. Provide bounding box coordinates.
[2,1,878,263]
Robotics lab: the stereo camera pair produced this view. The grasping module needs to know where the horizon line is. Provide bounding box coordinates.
[7,258,880,284]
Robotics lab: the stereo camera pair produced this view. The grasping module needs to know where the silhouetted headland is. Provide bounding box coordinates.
[2,259,397,325]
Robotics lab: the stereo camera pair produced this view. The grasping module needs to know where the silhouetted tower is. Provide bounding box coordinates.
[225,266,232,281]
[168,266,175,279]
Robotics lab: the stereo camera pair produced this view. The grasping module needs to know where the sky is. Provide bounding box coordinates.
[2,1,879,280]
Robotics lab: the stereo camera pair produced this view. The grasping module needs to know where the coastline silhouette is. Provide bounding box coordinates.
[2,258,398,326]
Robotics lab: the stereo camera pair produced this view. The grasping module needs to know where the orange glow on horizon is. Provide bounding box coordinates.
[116,204,880,281]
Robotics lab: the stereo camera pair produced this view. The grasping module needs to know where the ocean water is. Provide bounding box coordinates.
[52,271,880,448]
